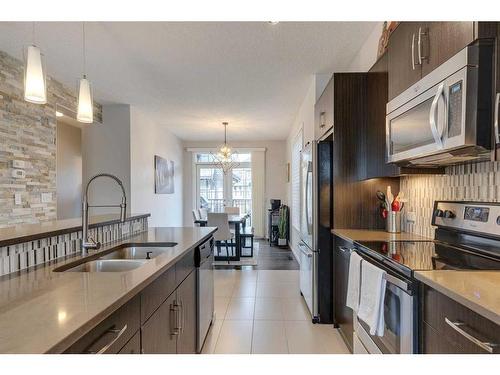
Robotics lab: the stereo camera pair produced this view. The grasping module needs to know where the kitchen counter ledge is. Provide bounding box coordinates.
[0,213,151,247]
[0,226,216,354]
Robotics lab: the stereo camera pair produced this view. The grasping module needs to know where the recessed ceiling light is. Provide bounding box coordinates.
[55,111,64,117]
[268,21,280,25]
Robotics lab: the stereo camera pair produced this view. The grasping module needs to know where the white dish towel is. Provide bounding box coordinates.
[357,260,387,336]
[346,251,363,312]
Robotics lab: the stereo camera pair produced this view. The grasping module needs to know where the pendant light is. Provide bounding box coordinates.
[77,23,94,123]
[211,122,240,174]
[24,23,47,104]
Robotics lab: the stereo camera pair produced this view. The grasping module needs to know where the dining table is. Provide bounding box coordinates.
[195,213,250,262]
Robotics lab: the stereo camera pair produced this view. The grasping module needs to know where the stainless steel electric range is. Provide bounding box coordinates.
[351,201,500,354]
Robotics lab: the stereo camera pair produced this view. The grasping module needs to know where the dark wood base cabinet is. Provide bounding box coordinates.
[64,239,211,354]
[333,235,354,353]
[422,285,500,354]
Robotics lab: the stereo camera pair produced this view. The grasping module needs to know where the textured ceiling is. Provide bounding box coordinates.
[0,22,377,140]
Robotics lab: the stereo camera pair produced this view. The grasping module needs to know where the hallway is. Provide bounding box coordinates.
[202,269,349,354]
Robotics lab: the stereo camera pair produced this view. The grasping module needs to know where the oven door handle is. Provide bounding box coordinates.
[353,249,413,295]
[430,82,445,149]
[494,92,500,145]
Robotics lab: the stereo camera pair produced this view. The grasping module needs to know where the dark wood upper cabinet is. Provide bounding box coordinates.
[388,22,497,101]
[421,22,475,77]
[314,76,334,140]
[388,22,422,100]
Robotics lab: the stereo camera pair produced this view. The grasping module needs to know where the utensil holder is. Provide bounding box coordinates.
[386,211,401,233]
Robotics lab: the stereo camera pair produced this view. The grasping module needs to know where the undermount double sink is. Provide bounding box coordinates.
[54,244,177,273]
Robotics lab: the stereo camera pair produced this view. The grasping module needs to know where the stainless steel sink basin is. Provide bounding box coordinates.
[100,245,177,260]
[64,259,148,272]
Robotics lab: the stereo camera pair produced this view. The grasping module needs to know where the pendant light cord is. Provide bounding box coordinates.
[82,22,87,77]
[32,22,36,45]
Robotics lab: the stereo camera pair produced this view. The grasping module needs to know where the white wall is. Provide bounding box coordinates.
[182,140,287,230]
[346,22,383,72]
[82,105,131,215]
[56,122,82,219]
[130,108,184,227]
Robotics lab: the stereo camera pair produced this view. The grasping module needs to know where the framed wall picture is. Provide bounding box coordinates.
[154,155,174,194]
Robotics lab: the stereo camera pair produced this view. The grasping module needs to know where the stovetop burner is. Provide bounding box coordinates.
[356,240,500,275]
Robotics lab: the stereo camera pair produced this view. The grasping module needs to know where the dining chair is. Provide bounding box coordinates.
[207,212,234,262]
[198,208,208,220]
[224,206,240,215]
[192,210,201,226]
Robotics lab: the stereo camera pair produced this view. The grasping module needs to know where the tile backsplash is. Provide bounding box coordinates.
[400,161,500,238]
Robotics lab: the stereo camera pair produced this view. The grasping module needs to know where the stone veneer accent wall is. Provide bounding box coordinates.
[400,160,500,238]
[0,50,102,228]
[0,216,148,276]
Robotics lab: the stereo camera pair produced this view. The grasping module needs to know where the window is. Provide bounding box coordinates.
[194,152,252,219]
[291,130,302,230]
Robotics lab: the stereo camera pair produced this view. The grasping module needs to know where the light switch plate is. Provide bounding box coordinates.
[14,193,22,205]
[41,192,52,203]
[12,160,26,169]
[11,169,25,179]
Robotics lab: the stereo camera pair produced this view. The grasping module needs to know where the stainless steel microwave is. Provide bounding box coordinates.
[386,41,494,167]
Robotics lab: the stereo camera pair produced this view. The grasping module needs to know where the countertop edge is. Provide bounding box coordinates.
[415,271,500,326]
[0,213,151,247]
[43,227,216,354]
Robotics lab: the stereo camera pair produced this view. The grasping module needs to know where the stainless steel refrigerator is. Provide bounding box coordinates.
[299,136,333,324]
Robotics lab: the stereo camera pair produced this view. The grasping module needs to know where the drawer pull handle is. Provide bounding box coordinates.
[445,317,499,353]
[170,302,181,336]
[87,324,128,354]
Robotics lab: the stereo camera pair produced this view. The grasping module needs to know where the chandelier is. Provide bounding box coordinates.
[211,122,240,174]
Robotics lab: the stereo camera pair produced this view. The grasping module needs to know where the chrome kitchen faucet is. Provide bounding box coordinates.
[82,173,127,255]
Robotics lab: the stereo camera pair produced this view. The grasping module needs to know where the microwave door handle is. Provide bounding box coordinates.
[494,93,500,145]
[430,83,445,149]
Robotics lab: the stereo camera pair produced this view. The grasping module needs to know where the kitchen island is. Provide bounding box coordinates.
[0,226,216,353]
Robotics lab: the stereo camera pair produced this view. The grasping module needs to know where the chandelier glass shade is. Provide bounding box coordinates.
[211,122,240,174]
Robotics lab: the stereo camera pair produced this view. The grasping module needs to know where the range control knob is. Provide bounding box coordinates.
[444,210,456,219]
[434,209,444,218]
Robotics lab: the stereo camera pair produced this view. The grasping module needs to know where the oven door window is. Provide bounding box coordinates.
[359,284,402,354]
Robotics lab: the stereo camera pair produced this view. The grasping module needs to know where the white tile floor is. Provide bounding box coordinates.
[202,269,350,354]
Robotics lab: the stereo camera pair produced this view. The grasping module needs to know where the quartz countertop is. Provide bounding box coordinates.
[0,226,216,354]
[415,270,500,326]
[0,213,150,247]
[332,228,431,242]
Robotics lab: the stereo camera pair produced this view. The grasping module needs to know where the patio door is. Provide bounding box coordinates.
[195,163,252,215]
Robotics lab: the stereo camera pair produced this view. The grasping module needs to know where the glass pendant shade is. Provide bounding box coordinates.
[24,45,47,104]
[77,76,93,123]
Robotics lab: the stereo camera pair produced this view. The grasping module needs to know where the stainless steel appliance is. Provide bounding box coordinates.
[196,237,214,353]
[349,201,500,354]
[386,41,494,167]
[299,136,333,323]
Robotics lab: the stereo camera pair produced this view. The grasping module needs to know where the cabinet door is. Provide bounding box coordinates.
[334,238,353,352]
[141,292,178,354]
[421,22,474,77]
[176,271,197,354]
[314,76,334,140]
[118,331,141,354]
[388,22,422,100]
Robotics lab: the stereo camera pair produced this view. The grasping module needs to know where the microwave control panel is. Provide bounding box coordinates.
[447,80,463,138]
